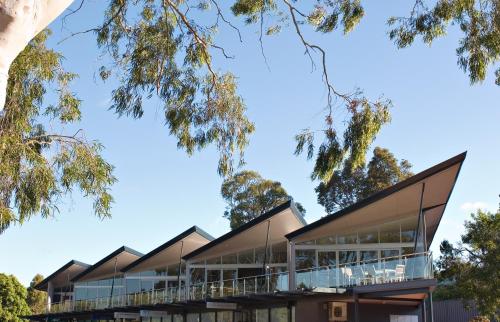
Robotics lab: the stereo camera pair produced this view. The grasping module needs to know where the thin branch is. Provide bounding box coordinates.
[209,0,242,42]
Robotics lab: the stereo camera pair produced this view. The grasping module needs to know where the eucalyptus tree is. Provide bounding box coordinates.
[1,0,497,230]
[221,170,305,229]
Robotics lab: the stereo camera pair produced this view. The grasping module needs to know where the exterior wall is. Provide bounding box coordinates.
[295,297,423,322]
[433,300,494,322]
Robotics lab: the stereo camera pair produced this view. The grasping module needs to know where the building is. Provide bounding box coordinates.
[27,152,466,322]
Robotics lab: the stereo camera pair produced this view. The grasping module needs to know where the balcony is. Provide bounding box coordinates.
[47,252,432,314]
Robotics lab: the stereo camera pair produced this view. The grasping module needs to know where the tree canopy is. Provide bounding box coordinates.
[0,273,31,321]
[0,31,115,233]
[316,147,413,214]
[26,274,46,315]
[221,170,305,229]
[434,209,500,320]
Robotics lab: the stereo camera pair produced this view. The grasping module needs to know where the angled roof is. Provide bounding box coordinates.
[122,226,214,273]
[286,151,466,245]
[34,260,90,291]
[183,200,307,261]
[72,246,143,282]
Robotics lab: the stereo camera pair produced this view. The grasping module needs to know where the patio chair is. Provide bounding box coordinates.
[340,267,353,286]
[352,266,371,285]
[367,265,383,284]
[392,264,406,282]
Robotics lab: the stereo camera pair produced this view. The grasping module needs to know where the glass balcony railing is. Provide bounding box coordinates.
[47,252,432,313]
[295,251,433,290]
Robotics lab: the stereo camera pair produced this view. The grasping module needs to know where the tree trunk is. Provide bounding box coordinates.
[0,0,74,111]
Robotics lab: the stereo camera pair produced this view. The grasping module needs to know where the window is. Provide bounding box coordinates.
[217,311,233,322]
[201,312,216,322]
[359,230,378,244]
[271,242,287,263]
[207,256,222,265]
[318,251,336,267]
[207,270,220,283]
[187,313,200,322]
[339,251,357,265]
[270,307,288,322]
[337,234,357,244]
[126,278,140,294]
[238,249,254,264]
[360,251,378,263]
[168,265,180,276]
[191,268,205,284]
[140,280,154,292]
[379,221,401,243]
[173,314,184,322]
[154,280,166,290]
[316,235,336,245]
[255,309,269,322]
[254,247,266,264]
[295,250,315,270]
[222,253,237,264]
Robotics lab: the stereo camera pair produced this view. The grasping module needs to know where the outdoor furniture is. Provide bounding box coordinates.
[341,267,353,286]
[368,265,384,283]
[352,266,372,285]
[391,264,406,282]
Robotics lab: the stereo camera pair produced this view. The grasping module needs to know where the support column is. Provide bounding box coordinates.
[429,291,434,322]
[47,281,54,312]
[287,241,296,291]
[422,299,427,322]
[185,261,191,301]
[353,292,359,322]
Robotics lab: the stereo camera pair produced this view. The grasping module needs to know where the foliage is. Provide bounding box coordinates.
[316,147,413,213]
[0,273,31,321]
[26,274,46,315]
[434,209,500,320]
[0,30,115,233]
[388,0,500,86]
[221,170,305,229]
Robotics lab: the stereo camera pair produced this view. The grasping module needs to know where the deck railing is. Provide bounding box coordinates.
[47,252,432,313]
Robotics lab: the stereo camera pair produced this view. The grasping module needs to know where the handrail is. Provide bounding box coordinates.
[47,251,433,313]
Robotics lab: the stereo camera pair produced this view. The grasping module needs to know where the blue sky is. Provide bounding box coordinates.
[1,1,498,286]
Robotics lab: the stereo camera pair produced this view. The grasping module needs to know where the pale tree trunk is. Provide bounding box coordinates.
[0,0,74,111]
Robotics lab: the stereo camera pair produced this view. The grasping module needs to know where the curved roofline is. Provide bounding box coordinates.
[34,260,90,290]
[183,199,306,261]
[71,246,143,282]
[286,151,467,240]
[121,226,214,272]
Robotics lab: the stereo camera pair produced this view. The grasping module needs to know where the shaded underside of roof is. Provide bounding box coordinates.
[122,226,214,273]
[34,260,90,291]
[183,200,307,261]
[72,246,143,282]
[286,152,466,246]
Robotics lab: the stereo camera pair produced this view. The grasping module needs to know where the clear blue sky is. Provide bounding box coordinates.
[1,1,498,286]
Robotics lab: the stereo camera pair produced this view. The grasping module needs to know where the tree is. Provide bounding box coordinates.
[26,274,46,315]
[0,273,31,321]
[0,30,115,233]
[434,209,500,320]
[221,170,305,230]
[316,147,413,213]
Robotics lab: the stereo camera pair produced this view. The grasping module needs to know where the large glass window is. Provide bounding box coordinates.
[201,312,216,322]
[295,250,315,270]
[191,268,205,284]
[380,221,401,243]
[173,314,184,322]
[339,251,357,265]
[222,253,237,264]
[318,251,336,267]
[187,313,200,322]
[254,247,266,264]
[238,249,254,264]
[360,251,378,263]
[126,278,141,294]
[207,270,220,283]
[337,233,358,244]
[207,256,221,265]
[271,242,287,264]
[217,311,233,322]
[270,308,288,322]
[359,230,378,244]
[255,309,269,322]
[316,235,336,245]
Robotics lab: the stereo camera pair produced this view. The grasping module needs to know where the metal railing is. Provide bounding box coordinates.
[188,270,289,301]
[47,252,432,313]
[295,251,433,290]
